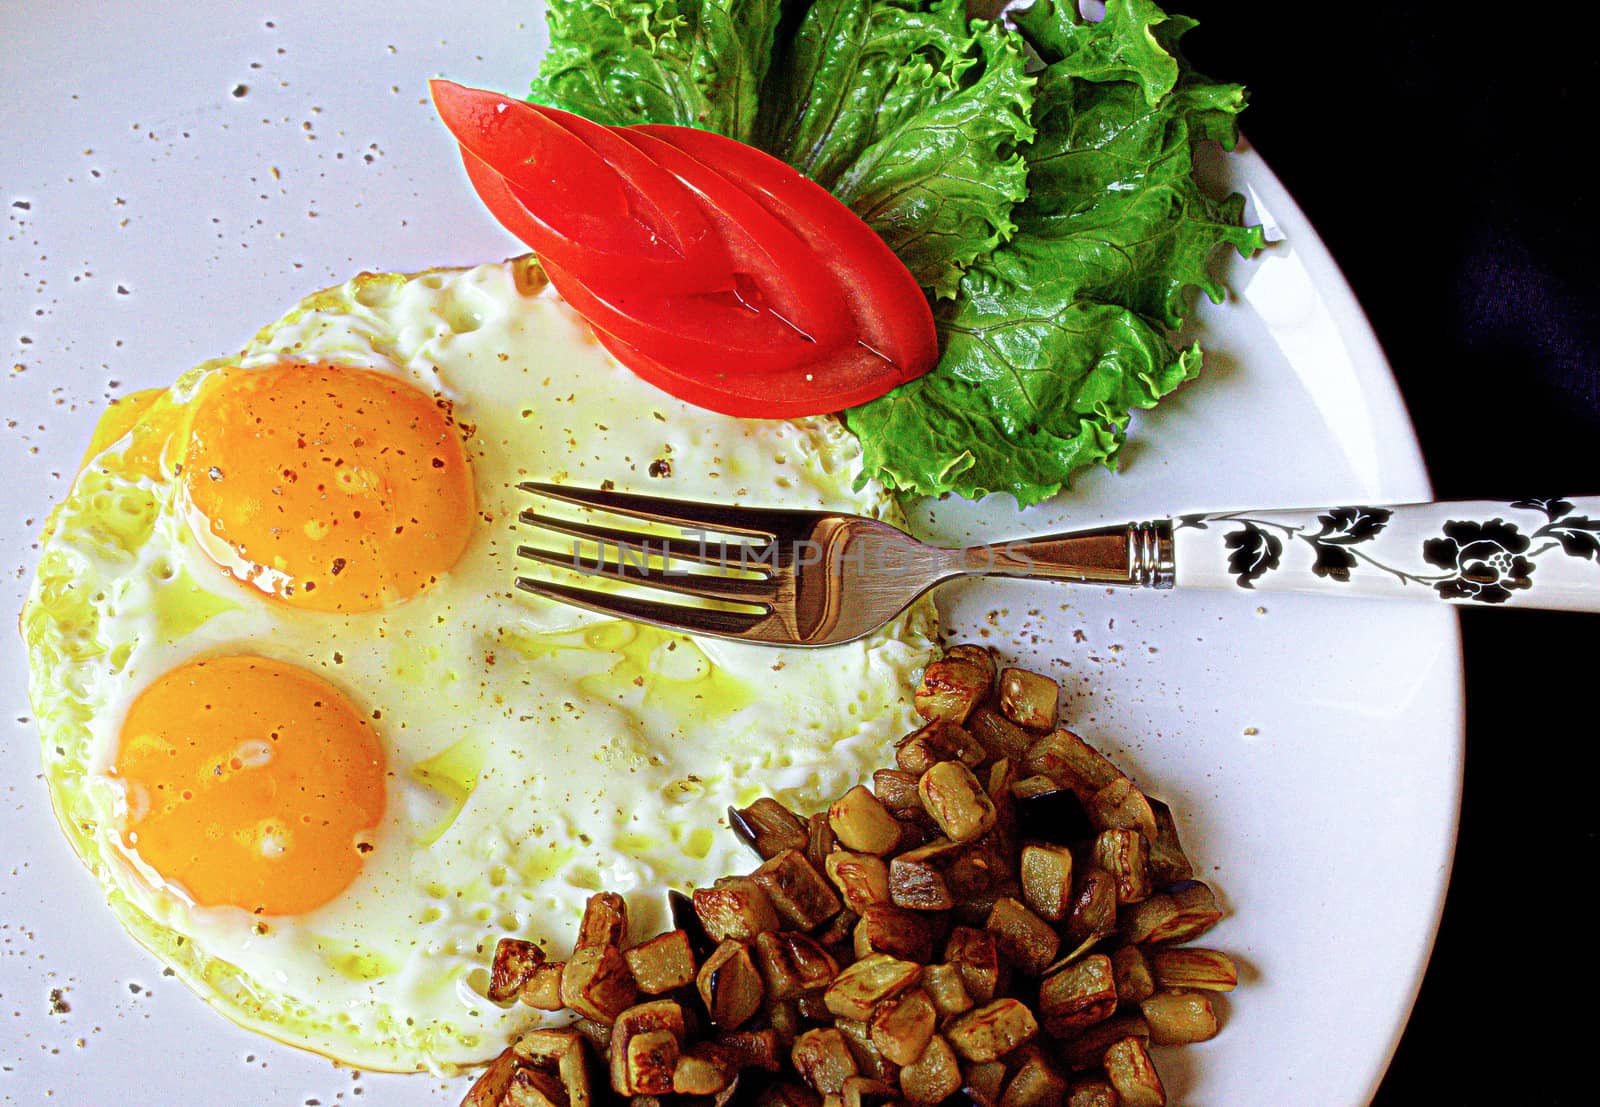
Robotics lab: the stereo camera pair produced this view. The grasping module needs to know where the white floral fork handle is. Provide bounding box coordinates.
[1174,496,1600,610]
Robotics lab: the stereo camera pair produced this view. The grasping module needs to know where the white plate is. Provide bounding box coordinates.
[0,3,1461,1105]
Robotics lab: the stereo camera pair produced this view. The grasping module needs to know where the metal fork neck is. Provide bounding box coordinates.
[953,520,1175,588]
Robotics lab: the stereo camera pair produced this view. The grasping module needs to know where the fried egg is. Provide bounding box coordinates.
[21,258,936,1072]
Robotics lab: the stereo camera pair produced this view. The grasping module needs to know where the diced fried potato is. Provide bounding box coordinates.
[823,953,923,1022]
[624,930,697,995]
[504,1065,570,1107]
[697,941,764,1030]
[561,944,638,1023]
[765,999,802,1049]
[521,961,566,1011]
[898,1035,961,1106]
[693,879,781,943]
[609,1000,686,1095]
[672,1052,732,1096]
[571,1016,612,1053]
[1093,828,1152,905]
[731,798,810,860]
[1000,1048,1069,1107]
[1038,954,1117,1037]
[755,850,844,930]
[943,927,1002,1004]
[463,1048,522,1107]
[1146,797,1195,887]
[967,707,1034,765]
[944,644,997,683]
[921,963,974,1018]
[829,786,904,856]
[1059,1015,1151,1071]
[1121,882,1222,945]
[946,998,1038,1063]
[1067,1076,1119,1107]
[1149,947,1237,992]
[998,668,1058,732]
[1140,990,1220,1045]
[896,719,984,776]
[796,988,833,1022]
[713,1028,784,1073]
[984,896,1059,976]
[811,907,861,964]
[1087,778,1159,843]
[839,1076,896,1107]
[888,838,965,911]
[918,761,998,844]
[966,1060,1007,1104]
[489,938,546,1005]
[852,905,935,963]
[1019,843,1074,922]
[868,987,936,1066]
[806,812,838,874]
[577,892,628,951]
[1104,1036,1166,1107]
[871,769,925,820]
[1063,868,1119,949]
[1111,945,1155,1005]
[512,1029,594,1107]
[791,1028,860,1096]
[825,852,891,915]
[833,1017,897,1083]
[1023,729,1121,797]
[915,655,992,724]
[754,931,840,1001]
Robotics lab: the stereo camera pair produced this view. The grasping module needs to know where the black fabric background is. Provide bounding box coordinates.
[1175,4,1597,1104]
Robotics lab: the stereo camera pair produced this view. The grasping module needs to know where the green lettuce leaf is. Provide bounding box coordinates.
[844,0,1266,505]
[758,0,1035,298]
[529,0,784,141]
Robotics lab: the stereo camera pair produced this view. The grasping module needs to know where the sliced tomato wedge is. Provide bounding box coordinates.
[635,123,938,381]
[430,80,730,294]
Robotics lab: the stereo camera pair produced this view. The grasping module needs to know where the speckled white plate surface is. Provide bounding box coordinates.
[0,3,1461,1105]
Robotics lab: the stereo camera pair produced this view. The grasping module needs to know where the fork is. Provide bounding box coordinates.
[514,484,1600,646]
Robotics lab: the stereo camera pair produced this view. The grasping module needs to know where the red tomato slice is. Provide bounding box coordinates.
[635,123,938,381]
[430,80,731,294]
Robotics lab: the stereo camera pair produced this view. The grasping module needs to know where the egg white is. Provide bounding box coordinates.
[22,259,936,1072]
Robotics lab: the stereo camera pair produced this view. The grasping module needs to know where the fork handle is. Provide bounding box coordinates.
[1169,497,1600,611]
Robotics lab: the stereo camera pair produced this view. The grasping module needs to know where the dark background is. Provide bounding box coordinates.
[1179,4,1596,1105]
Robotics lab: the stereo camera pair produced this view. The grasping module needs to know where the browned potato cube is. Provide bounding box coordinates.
[1039,954,1117,1037]
[888,838,966,911]
[868,987,936,1066]
[1146,797,1194,887]
[697,940,764,1030]
[984,896,1059,976]
[522,961,566,1011]
[693,879,781,942]
[998,668,1058,731]
[1121,882,1222,945]
[918,761,998,844]
[1024,729,1121,797]
[610,1000,686,1095]
[946,998,1038,1063]
[853,905,935,963]
[753,931,840,1001]
[829,786,904,856]
[562,944,638,1023]
[796,988,833,1022]
[577,891,629,950]
[754,850,844,930]
[896,719,984,775]
[823,953,923,1021]
[840,1076,896,1107]
[812,907,862,964]
[966,1061,1007,1104]
[1140,989,1220,1045]
[1104,1036,1165,1106]
[624,930,697,995]
[944,643,997,682]
[1087,778,1159,843]
[1067,1077,1119,1107]
[513,1029,595,1107]
[1093,828,1152,904]
[489,938,546,1005]
[1063,868,1119,949]
[915,654,992,724]
[1059,1015,1150,1071]
[765,998,803,1049]
[1111,945,1155,1005]
[921,963,974,1018]
[943,927,1002,1003]
[806,812,838,874]
[872,769,925,819]
[504,1065,569,1107]
[898,1035,961,1106]
[967,706,1034,764]
[1149,947,1237,991]
[832,1017,897,1083]
[825,851,891,915]
[713,1028,784,1073]
[462,1048,522,1107]
[1001,1048,1069,1107]
[791,1028,860,1096]
[1019,842,1074,922]
[672,1052,732,1096]
[731,798,810,860]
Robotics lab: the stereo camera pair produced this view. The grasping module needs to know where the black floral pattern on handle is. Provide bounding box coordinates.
[1180,498,1600,602]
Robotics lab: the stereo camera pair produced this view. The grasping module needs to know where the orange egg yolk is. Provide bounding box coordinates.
[113,656,387,916]
[181,363,474,612]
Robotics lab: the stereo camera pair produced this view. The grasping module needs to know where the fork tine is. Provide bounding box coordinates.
[519,481,784,539]
[515,577,778,639]
[518,509,768,567]
[517,545,777,605]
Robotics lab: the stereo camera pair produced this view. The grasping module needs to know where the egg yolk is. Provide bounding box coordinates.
[113,656,387,916]
[182,363,474,612]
